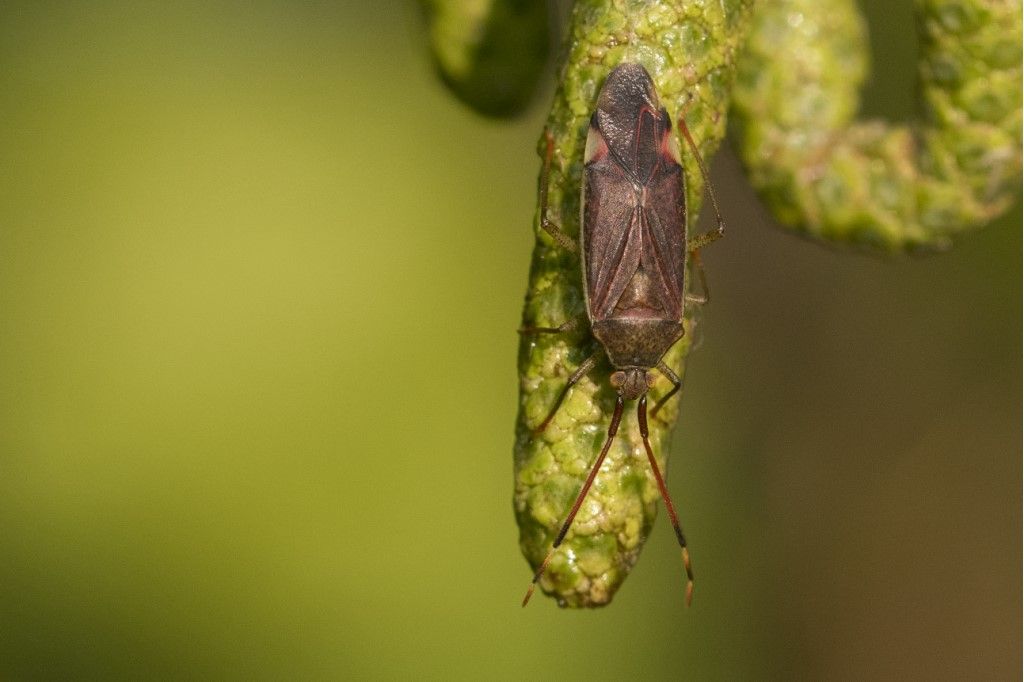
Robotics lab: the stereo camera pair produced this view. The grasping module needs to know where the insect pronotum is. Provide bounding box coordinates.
[522,63,724,607]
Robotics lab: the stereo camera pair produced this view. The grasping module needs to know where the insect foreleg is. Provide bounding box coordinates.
[651,360,683,418]
[539,130,578,253]
[517,316,584,335]
[532,349,600,435]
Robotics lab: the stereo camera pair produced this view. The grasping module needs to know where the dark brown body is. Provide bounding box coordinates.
[581,63,687,395]
[523,63,722,606]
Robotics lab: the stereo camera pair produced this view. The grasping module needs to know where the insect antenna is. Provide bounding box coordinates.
[637,395,695,606]
[522,395,625,607]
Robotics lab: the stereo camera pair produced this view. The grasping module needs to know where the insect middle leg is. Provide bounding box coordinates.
[684,248,712,305]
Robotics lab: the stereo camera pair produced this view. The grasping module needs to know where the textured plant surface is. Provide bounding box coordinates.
[423,0,1022,607]
[730,0,1022,252]
[516,0,753,607]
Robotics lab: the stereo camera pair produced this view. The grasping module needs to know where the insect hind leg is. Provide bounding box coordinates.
[538,130,578,253]
[676,113,725,252]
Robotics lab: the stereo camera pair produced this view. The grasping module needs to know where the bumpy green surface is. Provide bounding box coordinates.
[731,0,1022,252]
[423,0,1021,607]
[514,0,753,608]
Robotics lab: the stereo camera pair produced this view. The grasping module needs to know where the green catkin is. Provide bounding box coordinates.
[514,0,753,608]
[421,0,550,116]
[730,0,1022,252]
[423,0,1021,606]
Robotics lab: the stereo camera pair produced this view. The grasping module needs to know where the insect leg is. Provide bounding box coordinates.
[651,361,683,418]
[684,248,711,305]
[518,316,583,335]
[638,395,695,606]
[522,395,625,607]
[539,130,578,253]
[532,350,600,435]
[677,114,725,253]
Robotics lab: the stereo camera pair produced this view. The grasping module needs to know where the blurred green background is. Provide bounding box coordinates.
[0,1,1018,679]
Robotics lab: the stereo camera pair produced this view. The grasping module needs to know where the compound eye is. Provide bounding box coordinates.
[645,372,657,389]
[610,371,626,388]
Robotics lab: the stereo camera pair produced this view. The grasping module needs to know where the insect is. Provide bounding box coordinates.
[521,63,724,607]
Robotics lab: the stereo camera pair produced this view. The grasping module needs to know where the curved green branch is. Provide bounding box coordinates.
[514,0,752,608]
[421,0,550,116]
[730,0,1022,252]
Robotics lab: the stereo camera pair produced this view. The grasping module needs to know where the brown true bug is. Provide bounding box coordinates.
[522,63,724,607]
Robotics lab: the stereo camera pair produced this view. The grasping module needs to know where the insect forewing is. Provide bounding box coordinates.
[582,146,640,319]
[582,65,687,324]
